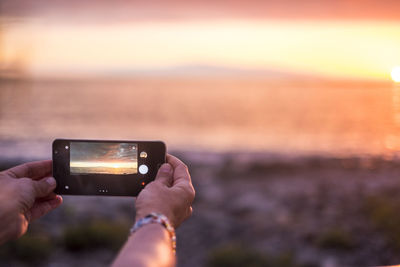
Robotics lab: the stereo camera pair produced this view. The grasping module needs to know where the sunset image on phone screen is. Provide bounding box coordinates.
[70,142,138,175]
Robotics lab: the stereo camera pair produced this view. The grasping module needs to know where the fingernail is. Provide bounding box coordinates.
[160,163,172,174]
[46,177,56,186]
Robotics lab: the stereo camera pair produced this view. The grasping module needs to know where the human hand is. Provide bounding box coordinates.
[135,154,195,228]
[0,160,62,244]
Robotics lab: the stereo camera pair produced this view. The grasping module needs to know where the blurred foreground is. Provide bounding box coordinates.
[1,151,400,267]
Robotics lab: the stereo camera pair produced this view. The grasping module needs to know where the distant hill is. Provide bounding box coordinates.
[105,64,312,80]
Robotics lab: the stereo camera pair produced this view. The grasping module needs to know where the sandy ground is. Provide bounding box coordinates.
[1,151,400,267]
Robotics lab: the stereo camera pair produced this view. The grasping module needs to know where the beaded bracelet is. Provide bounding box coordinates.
[130,213,176,253]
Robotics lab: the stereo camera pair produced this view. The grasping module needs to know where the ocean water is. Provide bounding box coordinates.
[0,78,399,160]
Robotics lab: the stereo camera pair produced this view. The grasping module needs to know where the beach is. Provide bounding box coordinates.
[1,78,400,266]
[1,151,400,266]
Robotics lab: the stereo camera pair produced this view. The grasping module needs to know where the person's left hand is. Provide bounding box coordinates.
[0,160,62,245]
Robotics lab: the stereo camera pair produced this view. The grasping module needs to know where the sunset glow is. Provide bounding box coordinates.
[3,20,400,80]
[392,66,400,83]
[70,161,137,169]
[69,161,137,175]
[69,142,138,175]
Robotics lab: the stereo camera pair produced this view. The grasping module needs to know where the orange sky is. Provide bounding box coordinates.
[2,0,400,21]
[2,19,399,80]
[1,1,400,80]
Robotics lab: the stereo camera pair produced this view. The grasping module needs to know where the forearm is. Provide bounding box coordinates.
[112,223,175,267]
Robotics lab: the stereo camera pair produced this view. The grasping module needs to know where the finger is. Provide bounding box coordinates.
[37,192,57,202]
[31,177,57,198]
[166,154,186,169]
[6,160,52,180]
[154,163,173,187]
[25,195,63,222]
[167,154,192,186]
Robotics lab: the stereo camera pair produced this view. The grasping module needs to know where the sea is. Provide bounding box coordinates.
[0,77,399,161]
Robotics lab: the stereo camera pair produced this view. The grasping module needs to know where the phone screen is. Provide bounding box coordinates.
[69,142,138,175]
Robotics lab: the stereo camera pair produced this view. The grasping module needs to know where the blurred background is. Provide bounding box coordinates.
[1,0,400,266]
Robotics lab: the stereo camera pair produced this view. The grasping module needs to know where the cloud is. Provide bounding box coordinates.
[1,0,400,22]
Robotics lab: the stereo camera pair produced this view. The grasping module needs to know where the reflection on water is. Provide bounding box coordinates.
[0,78,399,158]
[386,84,400,151]
[393,85,400,126]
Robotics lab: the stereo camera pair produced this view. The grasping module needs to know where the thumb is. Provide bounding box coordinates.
[25,195,63,222]
[31,177,57,198]
[155,163,173,187]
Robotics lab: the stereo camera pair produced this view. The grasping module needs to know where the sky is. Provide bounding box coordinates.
[1,0,400,80]
[70,142,137,163]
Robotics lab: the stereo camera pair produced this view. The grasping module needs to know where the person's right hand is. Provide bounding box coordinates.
[135,154,195,228]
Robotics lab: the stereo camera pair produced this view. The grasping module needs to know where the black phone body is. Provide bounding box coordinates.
[52,139,166,196]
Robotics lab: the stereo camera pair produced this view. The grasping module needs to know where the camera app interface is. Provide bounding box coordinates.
[70,142,138,175]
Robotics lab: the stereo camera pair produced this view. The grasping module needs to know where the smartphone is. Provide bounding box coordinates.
[52,139,166,196]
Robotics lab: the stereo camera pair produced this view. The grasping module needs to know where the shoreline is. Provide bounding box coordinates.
[1,149,400,171]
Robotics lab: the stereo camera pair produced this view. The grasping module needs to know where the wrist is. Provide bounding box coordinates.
[135,210,173,225]
[131,213,176,253]
[128,223,166,240]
